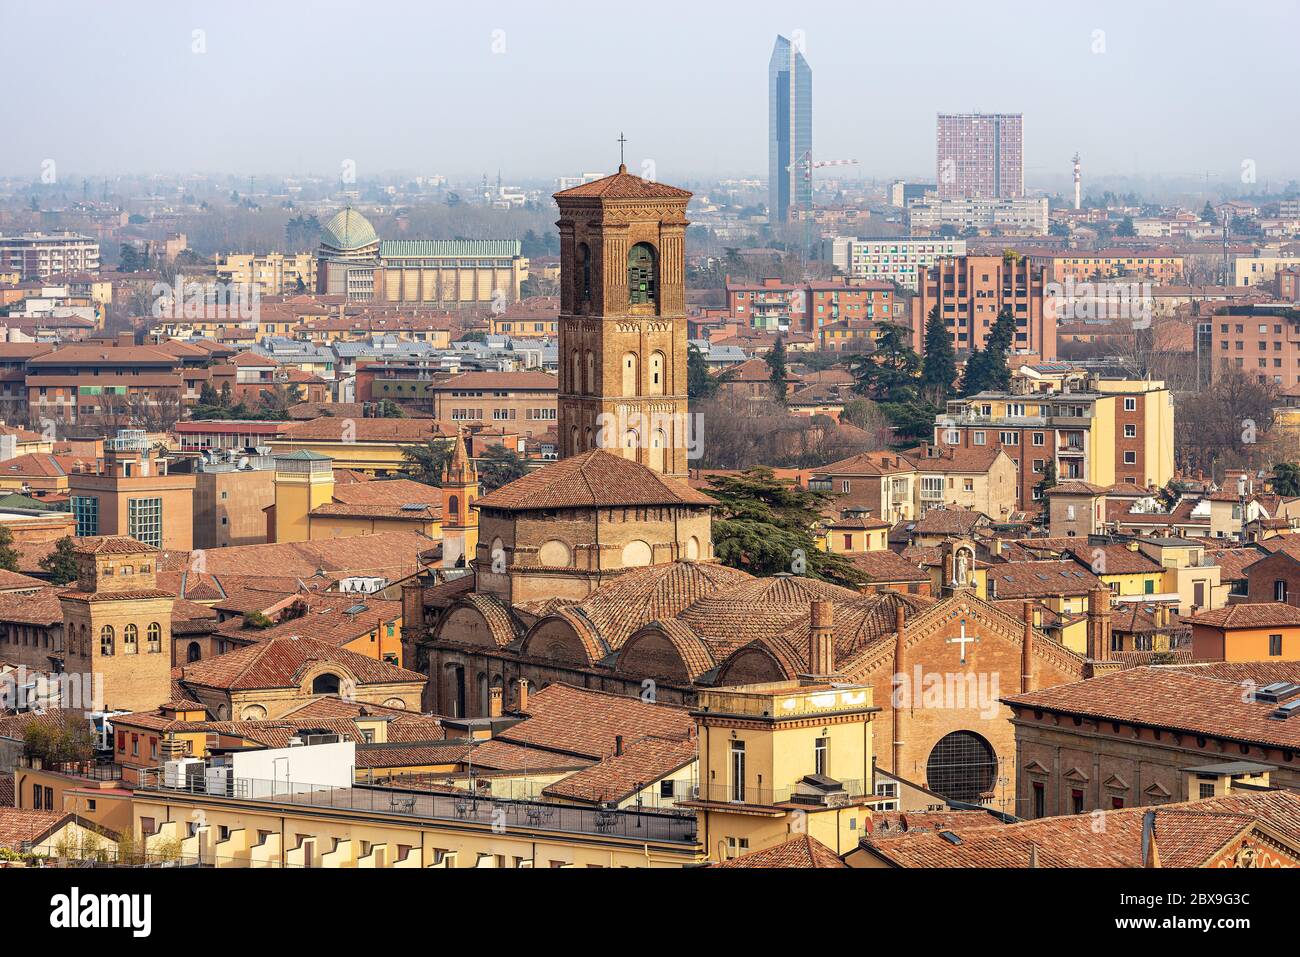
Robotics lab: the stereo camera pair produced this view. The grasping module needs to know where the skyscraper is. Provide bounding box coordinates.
[768,35,812,226]
[936,113,1024,200]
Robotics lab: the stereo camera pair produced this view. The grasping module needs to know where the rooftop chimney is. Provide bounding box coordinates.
[488,685,503,719]
[807,599,835,678]
[515,677,529,713]
[1087,588,1113,662]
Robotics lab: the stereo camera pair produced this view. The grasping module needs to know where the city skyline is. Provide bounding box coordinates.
[1,0,1298,186]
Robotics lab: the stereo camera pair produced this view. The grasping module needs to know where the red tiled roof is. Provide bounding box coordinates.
[1003,663,1300,750]
[476,450,716,511]
[178,634,423,691]
[542,735,696,804]
[710,834,847,869]
[554,168,692,201]
[1186,602,1300,630]
[498,683,693,761]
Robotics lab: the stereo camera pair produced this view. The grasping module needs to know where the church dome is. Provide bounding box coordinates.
[319,206,379,252]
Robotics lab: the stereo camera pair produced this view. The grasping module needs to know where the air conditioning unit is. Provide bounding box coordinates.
[164,757,203,788]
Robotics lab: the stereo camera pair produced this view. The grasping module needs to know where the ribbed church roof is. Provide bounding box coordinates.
[320,207,379,252]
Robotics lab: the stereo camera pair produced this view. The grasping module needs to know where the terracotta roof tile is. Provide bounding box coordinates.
[1003,663,1300,750]
[711,834,847,868]
[476,450,716,511]
[178,634,423,692]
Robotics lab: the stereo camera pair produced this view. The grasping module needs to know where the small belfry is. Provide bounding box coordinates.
[440,430,479,569]
[553,157,693,478]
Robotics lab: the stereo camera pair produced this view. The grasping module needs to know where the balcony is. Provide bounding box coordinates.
[137,770,698,845]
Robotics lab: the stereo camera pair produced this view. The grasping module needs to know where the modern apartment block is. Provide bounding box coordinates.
[1209,302,1300,386]
[907,196,1048,236]
[0,232,100,279]
[936,112,1024,200]
[1027,249,1185,284]
[68,430,196,551]
[827,237,967,292]
[768,34,812,225]
[726,277,894,332]
[933,371,1175,508]
[910,254,1055,359]
[215,251,317,295]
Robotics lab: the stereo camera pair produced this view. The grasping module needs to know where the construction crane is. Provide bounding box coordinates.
[786,152,860,265]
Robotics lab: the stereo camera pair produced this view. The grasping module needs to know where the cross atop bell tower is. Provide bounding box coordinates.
[553,164,693,478]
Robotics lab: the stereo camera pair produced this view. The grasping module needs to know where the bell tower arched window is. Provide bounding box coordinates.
[627,243,657,307]
[577,242,592,303]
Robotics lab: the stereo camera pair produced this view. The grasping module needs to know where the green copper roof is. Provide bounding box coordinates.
[320,207,379,252]
[274,449,333,461]
[379,239,522,259]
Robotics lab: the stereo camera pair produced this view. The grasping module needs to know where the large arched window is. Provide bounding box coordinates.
[576,242,592,302]
[627,243,657,306]
[187,641,202,663]
[147,622,162,654]
[926,731,998,804]
[123,623,138,655]
[570,349,581,393]
[99,625,115,657]
[585,351,595,394]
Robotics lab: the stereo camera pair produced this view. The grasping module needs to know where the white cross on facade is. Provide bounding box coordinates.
[948,621,977,664]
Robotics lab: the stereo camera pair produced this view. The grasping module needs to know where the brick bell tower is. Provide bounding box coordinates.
[554,163,692,478]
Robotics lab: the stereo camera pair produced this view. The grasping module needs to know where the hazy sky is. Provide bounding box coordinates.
[3,0,1298,188]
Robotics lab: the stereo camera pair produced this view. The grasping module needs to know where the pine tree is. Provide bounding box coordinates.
[920,305,957,401]
[765,336,790,404]
[0,526,19,573]
[39,536,80,585]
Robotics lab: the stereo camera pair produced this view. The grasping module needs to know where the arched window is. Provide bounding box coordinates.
[585,351,595,394]
[622,429,640,461]
[187,642,202,663]
[649,429,666,472]
[570,349,581,393]
[448,494,459,517]
[926,731,998,804]
[312,673,342,695]
[146,622,162,654]
[576,242,592,302]
[99,625,115,657]
[627,243,657,306]
[648,351,665,395]
[123,623,138,655]
[622,352,639,396]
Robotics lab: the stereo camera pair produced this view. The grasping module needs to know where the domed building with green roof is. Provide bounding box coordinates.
[316,205,527,305]
[316,207,382,298]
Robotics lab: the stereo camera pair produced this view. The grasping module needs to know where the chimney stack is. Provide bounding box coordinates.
[1021,601,1035,693]
[515,677,530,712]
[1087,588,1113,661]
[807,599,835,677]
[488,685,503,719]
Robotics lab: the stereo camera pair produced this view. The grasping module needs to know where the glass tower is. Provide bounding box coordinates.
[768,35,812,226]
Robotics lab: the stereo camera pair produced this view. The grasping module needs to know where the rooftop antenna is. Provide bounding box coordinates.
[1072,153,1081,211]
